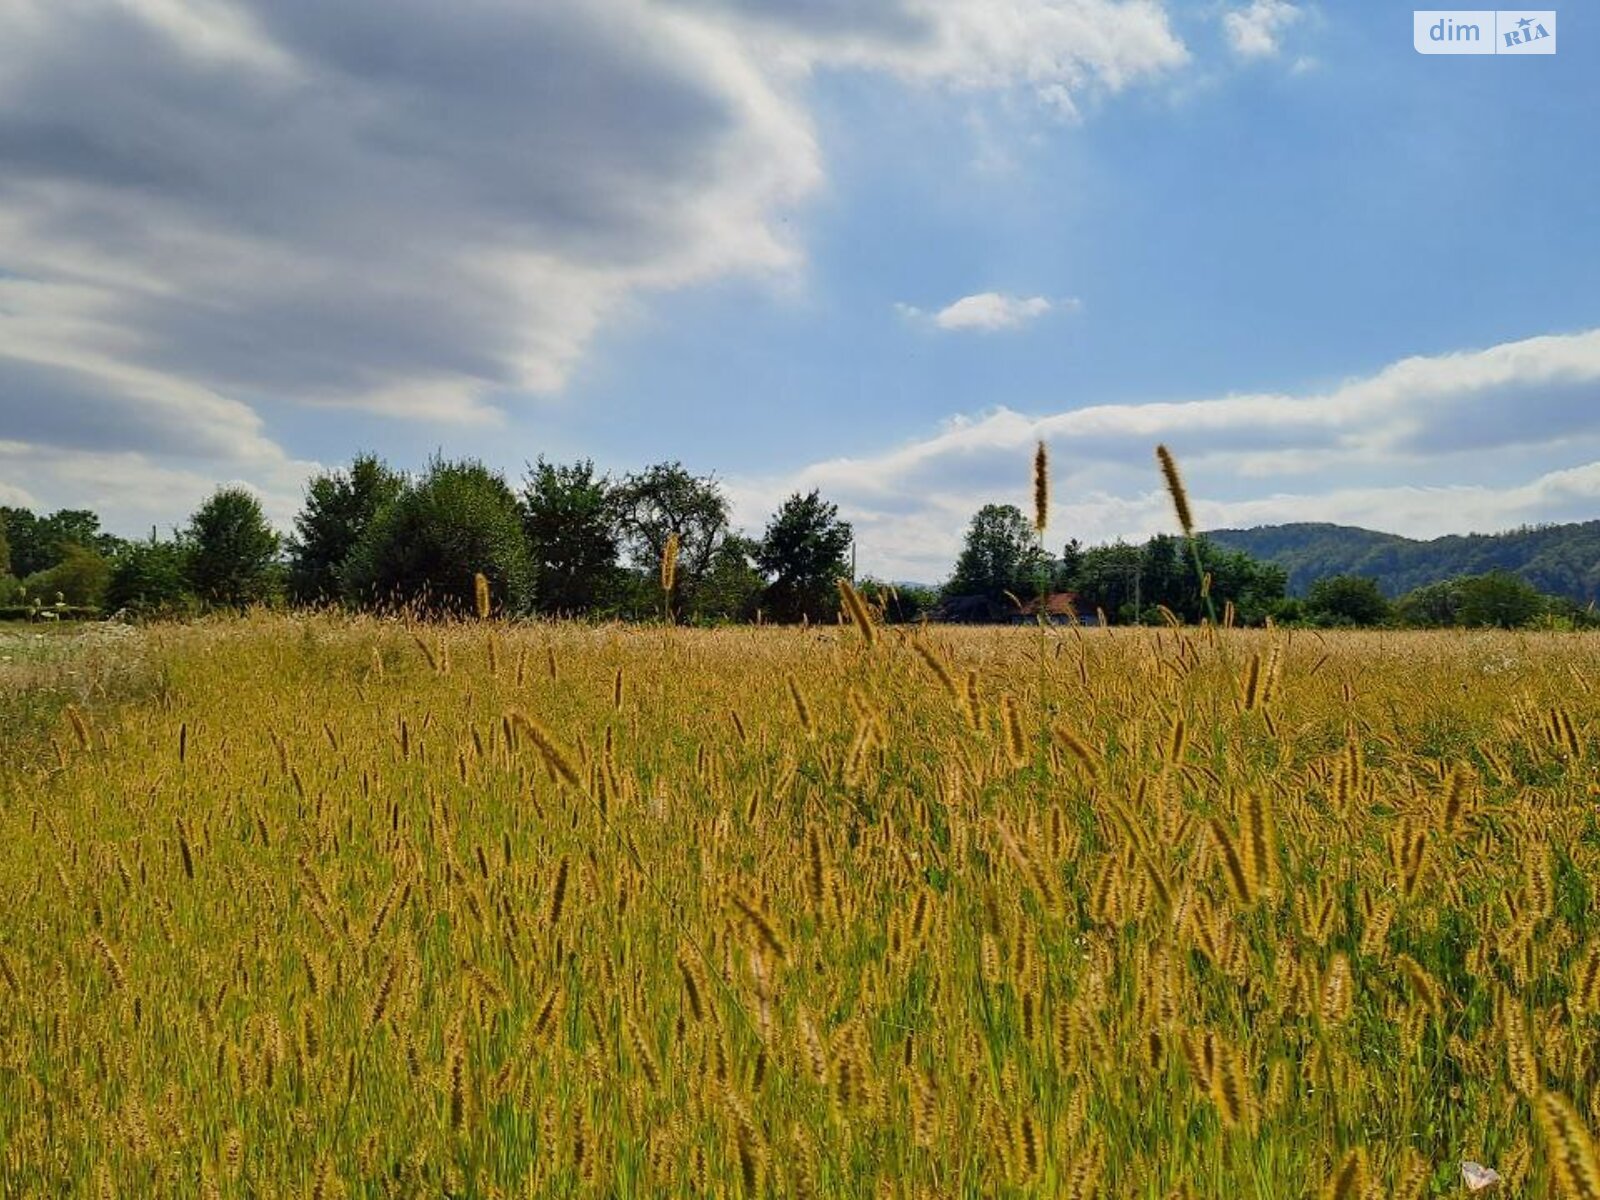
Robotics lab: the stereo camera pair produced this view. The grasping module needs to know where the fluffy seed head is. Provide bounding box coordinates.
[1156,444,1195,537]
[1032,441,1049,534]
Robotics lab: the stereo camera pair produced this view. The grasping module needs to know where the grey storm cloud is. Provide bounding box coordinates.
[0,0,813,413]
[0,0,1187,420]
[0,0,1185,525]
[666,0,934,40]
[0,358,242,456]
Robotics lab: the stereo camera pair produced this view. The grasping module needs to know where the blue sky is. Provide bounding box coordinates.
[1,1,1596,579]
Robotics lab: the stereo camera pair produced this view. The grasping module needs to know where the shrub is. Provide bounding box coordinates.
[107,540,196,617]
[185,488,283,610]
[1306,574,1390,627]
[20,544,112,608]
[343,459,533,615]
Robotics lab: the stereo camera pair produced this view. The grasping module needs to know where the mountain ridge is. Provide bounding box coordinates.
[1205,519,1600,602]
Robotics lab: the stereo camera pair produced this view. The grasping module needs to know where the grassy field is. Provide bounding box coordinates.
[4,615,1600,1197]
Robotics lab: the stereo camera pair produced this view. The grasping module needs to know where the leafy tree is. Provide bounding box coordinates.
[520,458,621,616]
[1306,574,1390,627]
[1395,579,1462,627]
[1073,541,1143,620]
[756,490,853,624]
[1069,535,1284,625]
[343,459,533,615]
[184,488,283,609]
[694,534,765,624]
[1,507,121,577]
[1456,571,1544,629]
[1268,596,1308,625]
[1542,595,1600,631]
[1196,541,1288,626]
[858,578,938,623]
[946,504,1049,602]
[0,517,9,579]
[107,538,194,616]
[22,544,111,608]
[288,454,405,604]
[614,462,730,613]
[1058,538,1085,590]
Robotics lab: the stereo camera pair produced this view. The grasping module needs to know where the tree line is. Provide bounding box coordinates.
[2,454,1594,629]
[1,456,857,624]
[1208,520,1600,603]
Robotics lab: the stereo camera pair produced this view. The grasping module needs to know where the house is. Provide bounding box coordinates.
[930,594,1009,624]
[1011,592,1099,626]
[931,591,1101,625]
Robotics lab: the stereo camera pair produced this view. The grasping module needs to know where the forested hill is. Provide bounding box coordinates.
[1205,521,1600,602]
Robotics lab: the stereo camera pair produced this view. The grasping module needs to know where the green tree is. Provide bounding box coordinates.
[1199,541,1289,626]
[1,508,46,578]
[858,579,938,623]
[1306,574,1390,627]
[288,454,405,604]
[1395,579,1462,627]
[107,537,194,616]
[756,490,853,624]
[1058,538,1085,590]
[184,488,283,609]
[946,504,1048,603]
[0,516,9,579]
[2,507,121,577]
[520,458,621,616]
[1056,535,1286,625]
[22,544,111,608]
[343,459,533,615]
[614,462,730,614]
[1074,541,1144,620]
[694,534,765,624]
[1456,571,1544,628]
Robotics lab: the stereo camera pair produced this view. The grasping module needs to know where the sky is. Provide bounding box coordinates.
[0,0,1596,582]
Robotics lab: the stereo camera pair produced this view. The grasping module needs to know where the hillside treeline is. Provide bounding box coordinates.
[1208,520,1600,603]
[2,454,1595,629]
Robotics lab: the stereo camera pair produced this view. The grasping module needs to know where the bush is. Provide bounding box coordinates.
[185,488,282,610]
[288,455,406,604]
[343,459,534,615]
[107,540,196,617]
[1456,570,1544,629]
[1306,574,1390,627]
[20,544,111,608]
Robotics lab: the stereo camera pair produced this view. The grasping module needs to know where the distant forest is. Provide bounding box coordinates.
[1207,521,1600,604]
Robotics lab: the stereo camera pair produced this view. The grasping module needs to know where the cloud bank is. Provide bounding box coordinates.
[728,329,1600,580]
[0,0,1186,524]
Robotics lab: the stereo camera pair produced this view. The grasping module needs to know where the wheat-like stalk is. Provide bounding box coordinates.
[1156,444,1194,538]
[1539,1091,1600,1200]
[1032,441,1049,535]
[473,571,491,621]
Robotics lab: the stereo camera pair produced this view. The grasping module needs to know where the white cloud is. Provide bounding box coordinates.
[0,0,1187,524]
[1222,0,1303,59]
[900,291,1070,332]
[0,442,316,535]
[819,0,1189,112]
[0,0,1182,421]
[728,329,1600,580]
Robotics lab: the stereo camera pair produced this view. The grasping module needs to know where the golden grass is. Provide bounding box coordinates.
[3,614,1600,1196]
